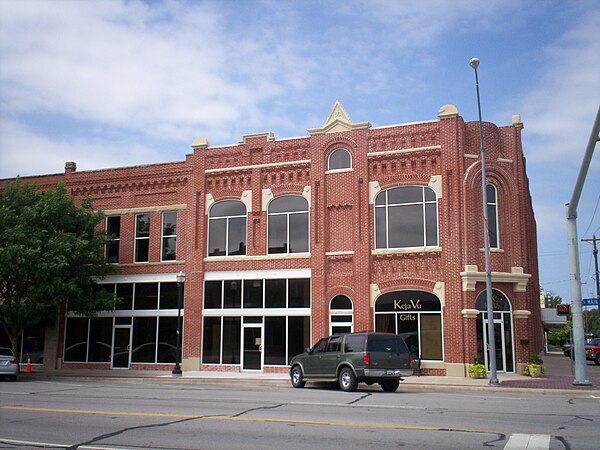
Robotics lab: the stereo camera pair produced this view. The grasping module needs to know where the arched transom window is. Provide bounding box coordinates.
[208,200,247,257]
[268,195,309,254]
[375,186,438,249]
[328,148,352,171]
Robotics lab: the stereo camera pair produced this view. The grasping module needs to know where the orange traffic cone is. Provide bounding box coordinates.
[25,355,32,373]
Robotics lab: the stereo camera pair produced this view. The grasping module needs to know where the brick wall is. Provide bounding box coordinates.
[2,107,541,374]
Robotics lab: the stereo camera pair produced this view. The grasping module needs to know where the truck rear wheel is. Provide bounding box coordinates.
[380,379,399,392]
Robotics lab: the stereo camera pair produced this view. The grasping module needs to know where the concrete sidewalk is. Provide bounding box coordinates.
[19,352,600,395]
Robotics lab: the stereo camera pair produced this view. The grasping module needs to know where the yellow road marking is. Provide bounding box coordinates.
[1,405,484,433]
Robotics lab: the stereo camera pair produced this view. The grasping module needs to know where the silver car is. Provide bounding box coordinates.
[0,347,19,381]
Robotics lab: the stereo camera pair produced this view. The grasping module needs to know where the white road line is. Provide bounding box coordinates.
[504,433,551,450]
[0,437,133,450]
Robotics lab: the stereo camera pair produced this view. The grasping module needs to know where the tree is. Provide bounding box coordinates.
[0,179,114,360]
[542,290,562,308]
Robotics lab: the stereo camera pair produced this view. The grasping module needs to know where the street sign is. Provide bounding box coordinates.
[582,298,599,306]
[556,304,571,316]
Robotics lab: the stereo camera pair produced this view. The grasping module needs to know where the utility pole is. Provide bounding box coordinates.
[582,235,600,317]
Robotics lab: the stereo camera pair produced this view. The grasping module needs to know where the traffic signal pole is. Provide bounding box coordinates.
[566,105,600,386]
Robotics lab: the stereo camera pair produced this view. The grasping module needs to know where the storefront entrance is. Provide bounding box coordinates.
[476,290,514,373]
[112,326,131,369]
[242,324,262,371]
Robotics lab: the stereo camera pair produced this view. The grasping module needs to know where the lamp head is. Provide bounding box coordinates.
[176,271,186,283]
[469,58,480,70]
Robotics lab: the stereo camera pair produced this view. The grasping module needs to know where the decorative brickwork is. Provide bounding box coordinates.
[1,102,541,377]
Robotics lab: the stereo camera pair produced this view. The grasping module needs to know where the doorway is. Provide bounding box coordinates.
[242,324,262,371]
[476,290,514,373]
[112,326,131,369]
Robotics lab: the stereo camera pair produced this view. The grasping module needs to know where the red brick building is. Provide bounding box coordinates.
[3,102,541,377]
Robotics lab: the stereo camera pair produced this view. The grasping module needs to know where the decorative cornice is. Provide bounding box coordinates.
[460,265,531,292]
[205,159,310,174]
[72,176,188,197]
[103,204,187,215]
[367,145,441,157]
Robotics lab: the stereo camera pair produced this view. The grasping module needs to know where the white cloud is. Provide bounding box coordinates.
[0,120,169,178]
[519,11,600,166]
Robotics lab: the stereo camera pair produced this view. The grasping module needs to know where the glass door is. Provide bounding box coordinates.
[482,316,505,372]
[112,327,131,369]
[242,325,262,371]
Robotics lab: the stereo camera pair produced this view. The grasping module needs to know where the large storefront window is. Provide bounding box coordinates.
[202,276,311,368]
[1,325,46,363]
[374,290,443,361]
[64,281,183,365]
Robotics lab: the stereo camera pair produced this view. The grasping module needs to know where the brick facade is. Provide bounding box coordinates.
[4,102,541,377]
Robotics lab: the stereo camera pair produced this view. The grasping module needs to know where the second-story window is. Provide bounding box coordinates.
[375,186,438,249]
[161,211,177,261]
[486,184,499,248]
[268,195,309,254]
[105,216,120,263]
[208,200,247,257]
[328,148,351,171]
[134,213,150,262]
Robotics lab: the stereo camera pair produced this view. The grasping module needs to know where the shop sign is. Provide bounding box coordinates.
[393,299,422,311]
[556,304,570,316]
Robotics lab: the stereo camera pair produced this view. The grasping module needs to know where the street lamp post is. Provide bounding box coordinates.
[470,57,499,386]
[172,271,185,376]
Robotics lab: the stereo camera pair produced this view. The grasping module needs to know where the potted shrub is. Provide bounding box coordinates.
[468,357,487,379]
[523,354,545,378]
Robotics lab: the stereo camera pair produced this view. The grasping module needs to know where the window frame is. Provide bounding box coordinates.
[207,200,247,257]
[327,148,352,171]
[161,211,178,261]
[329,295,354,335]
[105,215,121,263]
[267,195,309,255]
[134,213,150,263]
[374,185,438,250]
[486,184,499,249]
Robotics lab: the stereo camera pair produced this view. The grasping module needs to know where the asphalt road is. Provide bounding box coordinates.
[1,378,599,449]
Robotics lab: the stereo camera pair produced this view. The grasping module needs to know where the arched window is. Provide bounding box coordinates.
[208,200,247,257]
[374,290,442,360]
[329,295,353,334]
[268,195,309,254]
[486,184,499,248]
[374,186,438,249]
[328,148,351,171]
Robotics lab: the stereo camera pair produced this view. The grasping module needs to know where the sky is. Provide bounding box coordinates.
[1,0,599,304]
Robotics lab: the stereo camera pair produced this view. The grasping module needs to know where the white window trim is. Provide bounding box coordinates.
[160,211,177,262]
[267,195,310,255]
[134,213,150,263]
[374,186,439,250]
[207,200,248,258]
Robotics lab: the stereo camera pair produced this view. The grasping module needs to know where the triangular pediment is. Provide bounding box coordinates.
[308,100,371,135]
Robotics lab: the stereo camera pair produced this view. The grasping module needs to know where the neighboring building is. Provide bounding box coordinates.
[1,102,541,376]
